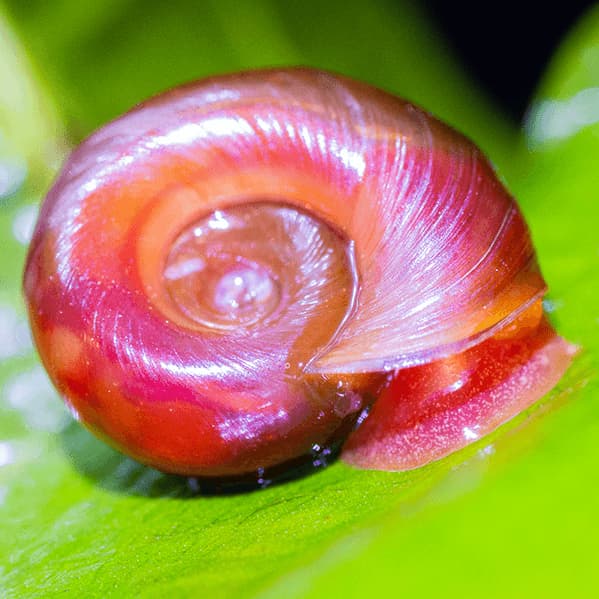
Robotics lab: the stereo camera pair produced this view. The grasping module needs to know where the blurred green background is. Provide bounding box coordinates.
[1,1,599,597]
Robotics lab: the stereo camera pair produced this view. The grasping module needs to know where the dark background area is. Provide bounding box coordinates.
[425,0,594,120]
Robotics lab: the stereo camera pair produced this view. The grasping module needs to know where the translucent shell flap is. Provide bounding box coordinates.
[342,315,578,471]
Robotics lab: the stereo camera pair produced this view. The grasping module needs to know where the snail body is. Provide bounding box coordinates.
[24,68,575,479]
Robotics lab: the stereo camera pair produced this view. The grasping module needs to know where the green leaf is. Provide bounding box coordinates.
[1,2,597,597]
[0,10,65,193]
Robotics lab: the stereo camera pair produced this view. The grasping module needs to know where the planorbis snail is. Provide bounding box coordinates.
[23,68,576,482]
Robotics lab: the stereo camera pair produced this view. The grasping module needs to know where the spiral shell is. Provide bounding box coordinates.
[24,68,575,479]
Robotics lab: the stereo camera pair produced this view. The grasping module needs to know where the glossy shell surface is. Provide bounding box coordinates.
[24,69,575,478]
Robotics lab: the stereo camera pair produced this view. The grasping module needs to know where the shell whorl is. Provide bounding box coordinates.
[24,68,555,478]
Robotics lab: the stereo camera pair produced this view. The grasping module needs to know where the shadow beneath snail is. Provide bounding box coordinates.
[58,350,591,500]
[59,420,342,498]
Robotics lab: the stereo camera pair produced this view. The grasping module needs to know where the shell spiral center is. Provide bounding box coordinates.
[163,201,358,340]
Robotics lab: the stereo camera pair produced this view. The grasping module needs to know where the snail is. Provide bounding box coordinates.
[23,68,576,481]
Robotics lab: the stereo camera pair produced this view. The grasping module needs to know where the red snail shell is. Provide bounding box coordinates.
[23,68,576,480]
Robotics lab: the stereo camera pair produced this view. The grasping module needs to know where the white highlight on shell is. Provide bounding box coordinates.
[446,378,466,393]
[77,117,254,196]
[151,116,254,150]
[208,210,232,231]
[527,87,599,145]
[163,257,206,280]
[337,146,366,179]
[462,426,480,441]
[213,266,276,314]
[218,407,289,442]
